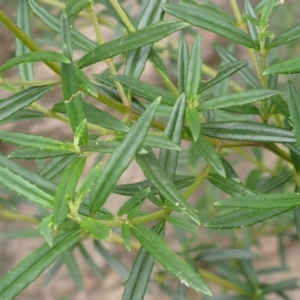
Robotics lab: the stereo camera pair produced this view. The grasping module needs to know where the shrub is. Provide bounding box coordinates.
[0,0,300,299]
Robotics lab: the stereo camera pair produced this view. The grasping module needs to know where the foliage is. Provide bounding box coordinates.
[0,0,300,299]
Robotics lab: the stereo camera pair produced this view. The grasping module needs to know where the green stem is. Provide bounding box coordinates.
[0,208,39,224]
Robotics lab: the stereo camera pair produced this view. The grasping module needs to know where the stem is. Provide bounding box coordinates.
[0,208,39,224]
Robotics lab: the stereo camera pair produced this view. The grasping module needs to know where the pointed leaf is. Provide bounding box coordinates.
[0,229,82,299]
[9,148,74,160]
[136,149,200,224]
[178,38,189,94]
[163,3,256,49]
[143,135,181,151]
[89,98,160,215]
[77,21,188,68]
[0,51,70,72]
[186,106,201,141]
[39,215,53,247]
[79,217,110,240]
[165,215,198,234]
[131,224,211,295]
[260,0,276,28]
[269,23,300,48]
[122,221,165,300]
[264,57,300,74]
[0,86,50,122]
[0,109,43,125]
[65,0,91,18]
[121,223,132,251]
[199,89,278,111]
[76,67,98,98]
[53,157,86,228]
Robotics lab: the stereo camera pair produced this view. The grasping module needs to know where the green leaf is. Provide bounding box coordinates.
[260,0,275,28]
[77,21,188,68]
[79,216,110,240]
[76,67,98,98]
[75,162,102,204]
[272,94,290,117]
[136,149,200,224]
[131,224,211,295]
[287,81,300,149]
[113,175,194,196]
[0,51,70,72]
[159,93,186,179]
[39,215,53,247]
[143,135,181,151]
[121,223,132,251]
[94,241,129,280]
[9,148,74,160]
[77,243,105,279]
[28,0,96,51]
[269,23,300,48]
[264,57,300,74]
[118,188,150,217]
[165,215,198,234]
[122,221,165,300]
[0,86,50,122]
[110,75,176,105]
[187,35,202,100]
[205,207,291,229]
[65,0,91,18]
[262,278,299,294]
[16,0,34,81]
[0,131,76,151]
[244,0,259,42]
[0,163,53,207]
[198,60,248,94]
[163,3,256,49]
[125,0,168,79]
[199,89,278,111]
[207,173,255,196]
[257,173,293,194]
[74,119,88,147]
[0,109,43,125]
[89,98,160,216]
[190,133,225,177]
[177,38,189,94]
[197,249,259,261]
[63,250,84,290]
[0,229,82,299]
[53,157,86,228]
[186,106,201,141]
[215,193,300,209]
[201,121,296,143]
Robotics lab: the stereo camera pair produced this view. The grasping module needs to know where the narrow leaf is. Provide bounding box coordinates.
[163,3,256,49]
[166,215,198,234]
[186,106,201,141]
[0,51,70,72]
[65,0,91,18]
[121,223,132,251]
[39,215,53,247]
[131,224,211,295]
[136,149,200,224]
[0,229,82,299]
[89,98,160,215]
[9,148,74,160]
[199,89,278,111]
[178,38,189,94]
[77,21,188,68]
[264,57,300,74]
[79,217,110,240]
[53,157,86,228]
[260,0,276,28]
[269,23,300,48]
[76,67,98,98]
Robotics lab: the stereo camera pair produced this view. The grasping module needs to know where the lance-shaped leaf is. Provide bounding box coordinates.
[201,121,296,143]
[113,175,194,196]
[142,135,181,151]
[9,148,74,160]
[269,23,300,48]
[244,0,259,43]
[0,229,82,300]
[122,221,165,300]
[215,193,300,209]
[163,3,256,49]
[0,86,50,122]
[187,35,202,100]
[65,0,91,18]
[53,157,86,228]
[39,215,53,247]
[110,75,176,105]
[77,21,188,68]
[159,93,186,179]
[260,0,276,28]
[89,98,160,215]
[0,154,56,194]
[190,133,225,177]
[29,0,96,51]
[136,149,200,224]
[186,106,201,141]
[121,223,132,252]
[0,51,70,72]
[207,173,256,197]
[16,0,34,81]
[131,224,211,295]
[199,89,278,111]
[0,109,43,125]
[264,57,300,75]
[205,207,291,229]
[0,164,53,208]
[75,67,98,98]
[79,217,110,240]
[198,60,248,94]
[0,131,76,151]
[257,173,293,194]
[165,215,198,234]
[287,81,300,149]
[125,0,168,79]
[118,188,150,217]
[178,38,189,94]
